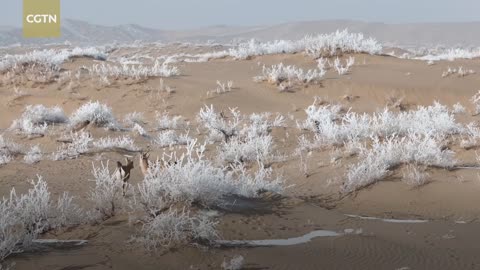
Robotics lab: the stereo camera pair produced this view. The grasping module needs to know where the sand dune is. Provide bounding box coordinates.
[1,34,480,269]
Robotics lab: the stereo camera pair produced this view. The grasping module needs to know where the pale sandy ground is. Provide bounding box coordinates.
[1,46,480,269]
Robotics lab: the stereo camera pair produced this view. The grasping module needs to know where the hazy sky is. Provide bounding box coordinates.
[2,0,480,29]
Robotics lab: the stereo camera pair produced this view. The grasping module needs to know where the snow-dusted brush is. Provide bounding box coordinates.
[342,134,455,193]
[131,208,219,251]
[207,80,234,96]
[254,63,325,86]
[470,91,480,116]
[52,131,93,161]
[137,140,284,212]
[442,66,475,78]
[0,176,83,261]
[10,105,68,136]
[333,56,355,75]
[0,135,22,165]
[154,130,192,148]
[197,105,242,143]
[86,60,180,81]
[87,161,124,222]
[69,101,119,130]
[23,145,42,164]
[155,112,189,131]
[93,135,139,152]
[297,100,460,147]
[0,47,108,84]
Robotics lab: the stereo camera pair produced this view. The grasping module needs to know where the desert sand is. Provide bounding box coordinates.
[1,39,480,270]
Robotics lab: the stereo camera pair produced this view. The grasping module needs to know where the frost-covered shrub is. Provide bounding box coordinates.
[133,208,218,251]
[132,123,148,137]
[93,136,139,151]
[452,102,466,114]
[87,162,124,221]
[334,56,355,75]
[10,105,67,135]
[212,80,233,94]
[225,29,381,60]
[222,255,245,270]
[155,112,189,130]
[254,63,325,85]
[154,130,192,148]
[299,101,460,146]
[0,47,107,73]
[442,66,475,78]
[304,29,382,58]
[70,101,118,130]
[241,113,285,138]
[0,177,83,261]
[402,164,429,187]
[138,141,284,211]
[219,135,274,164]
[197,106,242,142]
[343,134,455,192]
[87,60,179,80]
[52,131,92,160]
[23,145,42,164]
[471,91,480,115]
[123,112,145,126]
[415,48,480,61]
[0,136,21,165]
[460,122,480,149]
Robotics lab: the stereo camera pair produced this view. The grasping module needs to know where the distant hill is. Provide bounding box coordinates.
[1,19,480,48]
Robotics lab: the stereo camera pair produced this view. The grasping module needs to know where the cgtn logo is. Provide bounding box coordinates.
[26,14,58,24]
[23,0,61,38]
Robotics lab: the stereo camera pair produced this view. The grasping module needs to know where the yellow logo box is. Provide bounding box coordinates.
[23,0,61,38]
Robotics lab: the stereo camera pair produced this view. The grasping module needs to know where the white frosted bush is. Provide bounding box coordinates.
[225,29,381,60]
[343,134,455,192]
[415,48,480,61]
[0,47,107,73]
[10,105,67,135]
[87,60,179,80]
[304,29,382,58]
[471,91,480,115]
[197,106,242,142]
[132,123,148,137]
[0,177,83,261]
[442,66,475,78]
[70,101,118,129]
[222,255,245,270]
[123,112,145,126]
[52,131,92,160]
[241,113,285,138]
[154,130,192,148]
[0,136,21,165]
[138,141,284,210]
[93,136,139,151]
[156,112,189,130]
[334,56,355,75]
[299,101,460,146]
[460,122,480,149]
[452,103,466,114]
[402,164,429,187]
[254,63,325,85]
[133,208,218,251]
[87,162,124,221]
[219,135,274,164]
[23,145,42,164]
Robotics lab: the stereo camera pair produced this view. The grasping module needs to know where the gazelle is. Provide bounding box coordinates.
[115,157,134,196]
[139,151,150,177]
